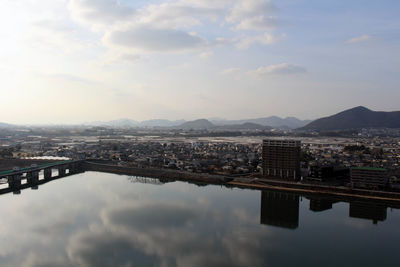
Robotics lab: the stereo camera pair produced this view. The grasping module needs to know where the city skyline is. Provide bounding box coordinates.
[0,0,399,124]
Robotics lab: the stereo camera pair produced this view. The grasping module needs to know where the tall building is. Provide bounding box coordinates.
[262,139,301,180]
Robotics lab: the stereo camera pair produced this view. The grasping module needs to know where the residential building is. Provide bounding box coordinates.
[262,139,301,180]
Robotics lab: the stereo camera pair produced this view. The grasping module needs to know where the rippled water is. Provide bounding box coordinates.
[0,171,399,267]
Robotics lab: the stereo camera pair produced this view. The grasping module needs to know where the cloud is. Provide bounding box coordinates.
[118,54,141,62]
[346,34,372,44]
[221,67,241,75]
[180,0,232,9]
[227,0,278,30]
[199,51,213,58]
[68,0,135,26]
[104,26,208,52]
[138,3,222,29]
[236,33,281,49]
[235,16,279,31]
[67,0,285,56]
[250,63,307,75]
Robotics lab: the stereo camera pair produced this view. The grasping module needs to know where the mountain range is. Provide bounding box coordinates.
[86,116,311,129]
[175,120,272,130]
[86,119,185,128]
[0,122,12,128]
[301,106,400,131]
[3,106,399,130]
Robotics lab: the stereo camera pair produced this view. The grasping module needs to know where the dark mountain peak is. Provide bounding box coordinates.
[354,106,370,111]
[343,106,371,113]
[191,119,211,123]
[177,119,215,129]
[301,106,400,131]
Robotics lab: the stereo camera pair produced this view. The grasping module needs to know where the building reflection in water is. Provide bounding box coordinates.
[260,191,299,229]
[308,197,339,212]
[349,201,387,225]
[259,191,395,228]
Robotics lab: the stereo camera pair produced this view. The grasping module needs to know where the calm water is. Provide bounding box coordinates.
[0,172,399,267]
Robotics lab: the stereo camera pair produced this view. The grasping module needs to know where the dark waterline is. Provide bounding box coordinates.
[0,171,399,267]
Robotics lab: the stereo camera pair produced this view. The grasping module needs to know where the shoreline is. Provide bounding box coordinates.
[1,159,400,205]
[83,160,400,205]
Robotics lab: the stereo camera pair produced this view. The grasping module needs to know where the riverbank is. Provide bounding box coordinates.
[83,160,400,205]
[2,159,400,205]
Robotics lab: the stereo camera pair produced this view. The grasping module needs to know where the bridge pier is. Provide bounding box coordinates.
[8,174,21,191]
[58,166,66,177]
[68,164,75,174]
[68,162,81,174]
[44,168,52,180]
[27,171,39,186]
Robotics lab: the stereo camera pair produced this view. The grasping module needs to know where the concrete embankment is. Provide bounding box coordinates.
[233,177,400,200]
[229,180,400,206]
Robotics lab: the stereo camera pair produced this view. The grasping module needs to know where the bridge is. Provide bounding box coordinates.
[0,160,84,194]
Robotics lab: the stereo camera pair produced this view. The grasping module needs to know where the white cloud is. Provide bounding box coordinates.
[180,0,232,9]
[104,26,208,52]
[199,51,213,59]
[235,16,279,31]
[250,63,307,75]
[236,33,281,49]
[346,34,372,44]
[138,3,222,29]
[67,0,285,55]
[227,0,278,30]
[220,67,241,75]
[68,0,228,55]
[119,54,141,62]
[68,0,135,27]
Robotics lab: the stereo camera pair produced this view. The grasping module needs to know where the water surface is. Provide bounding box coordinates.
[0,171,399,267]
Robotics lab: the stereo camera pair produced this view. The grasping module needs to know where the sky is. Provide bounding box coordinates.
[0,0,399,124]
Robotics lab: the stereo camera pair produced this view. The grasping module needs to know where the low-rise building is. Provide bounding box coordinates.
[350,166,388,189]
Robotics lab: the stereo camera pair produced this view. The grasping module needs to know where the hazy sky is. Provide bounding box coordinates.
[0,0,399,124]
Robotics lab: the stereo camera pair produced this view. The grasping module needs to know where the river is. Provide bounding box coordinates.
[0,171,399,266]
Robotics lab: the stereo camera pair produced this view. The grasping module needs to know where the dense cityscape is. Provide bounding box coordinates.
[1,125,400,191]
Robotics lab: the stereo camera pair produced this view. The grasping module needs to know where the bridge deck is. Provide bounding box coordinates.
[0,160,81,178]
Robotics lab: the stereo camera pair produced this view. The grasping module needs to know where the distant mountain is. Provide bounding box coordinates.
[217,122,272,130]
[87,119,138,127]
[301,106,400,131]
[85,115,310,129]
[85,119,186,128]
[211,116,310,129]
[139,119,185,127]
[0,122,12,128]
[176,119,215,129]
